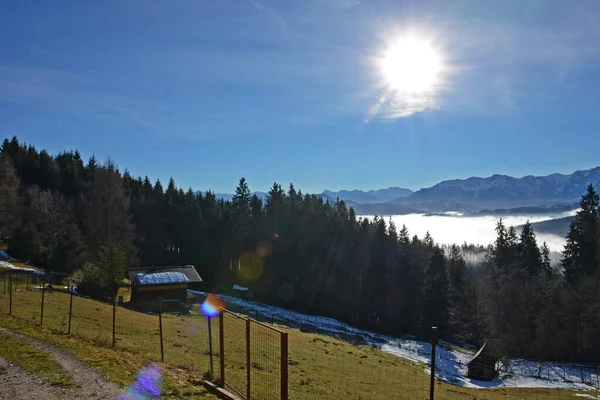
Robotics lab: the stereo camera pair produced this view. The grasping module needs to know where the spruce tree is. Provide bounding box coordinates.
[0,154,20,239]
[562,184,600,283]
[423,247,449,333]
[518,221,542,275]
[541,242,552,276]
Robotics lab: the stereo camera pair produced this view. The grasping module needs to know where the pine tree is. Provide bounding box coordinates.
[399,225,410,244]
[563,184,600,284]
[83,160,136,266]
[232,177,251,211]
[98,242,128,300]
[0,154,20,239]
[541,242,552,276]
[423,247,449,333]
[518,221,542,275]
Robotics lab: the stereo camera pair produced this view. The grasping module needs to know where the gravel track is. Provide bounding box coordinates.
[0,327,122,400]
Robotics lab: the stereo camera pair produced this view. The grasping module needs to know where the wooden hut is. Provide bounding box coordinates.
[467,343,498,381]
[128,265,202,303]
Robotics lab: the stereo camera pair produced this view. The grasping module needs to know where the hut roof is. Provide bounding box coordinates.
[468,343,493,365]
[128,265,202,286]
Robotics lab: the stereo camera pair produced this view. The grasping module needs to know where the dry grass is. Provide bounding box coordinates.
[0,285,596,400]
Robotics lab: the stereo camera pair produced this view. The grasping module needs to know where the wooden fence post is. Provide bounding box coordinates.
[112,301,116,348]
[246,319,251,400]
[68,286,74,334]
[8,273,12,315]
[159,298,164,362]
[281,332,288,400]
[219,310,225,387]
[430,327,438,400]
[208,317,214,376]
[40,278,45,326]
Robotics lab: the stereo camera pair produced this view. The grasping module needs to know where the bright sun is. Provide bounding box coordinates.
[379,37,441,94]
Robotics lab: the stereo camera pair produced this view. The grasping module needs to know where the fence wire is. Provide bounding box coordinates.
[222,311,249,398]
[3,279,600,400]
[250,319,281,400]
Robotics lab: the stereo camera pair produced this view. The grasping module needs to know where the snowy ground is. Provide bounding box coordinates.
[0,260,45,275]
[0,249,12,259]
[189,289,600,391]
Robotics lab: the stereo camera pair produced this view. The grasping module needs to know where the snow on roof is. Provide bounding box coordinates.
[233,284,249,291]
[134,271,189,286]
[128,265,202,283]
[0,249,10,259]
[468,343,492,365]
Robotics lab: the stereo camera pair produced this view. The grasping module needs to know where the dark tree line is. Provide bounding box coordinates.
[1,136,600,362]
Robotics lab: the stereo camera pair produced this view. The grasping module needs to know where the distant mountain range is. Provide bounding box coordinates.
[199,166,600,215]
[322,187,413,204]
[407,167,600,208]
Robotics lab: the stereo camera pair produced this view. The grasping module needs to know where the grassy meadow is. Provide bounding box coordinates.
[0,284,595,400]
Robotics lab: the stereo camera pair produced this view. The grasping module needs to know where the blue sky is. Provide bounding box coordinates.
[1,0,600,193]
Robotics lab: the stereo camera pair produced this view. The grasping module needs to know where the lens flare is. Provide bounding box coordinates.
[119,363,162,399]
[256,241,272,258]
[201,294,225,318]
[237,251,265,283]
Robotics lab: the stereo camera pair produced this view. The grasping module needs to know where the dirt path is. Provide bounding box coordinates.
[0,356,71,400]
[0,327,122,400]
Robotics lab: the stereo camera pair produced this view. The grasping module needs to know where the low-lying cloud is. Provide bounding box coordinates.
[363,213,570,252]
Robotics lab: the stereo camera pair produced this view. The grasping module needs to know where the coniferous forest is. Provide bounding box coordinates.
[1,136,600,362]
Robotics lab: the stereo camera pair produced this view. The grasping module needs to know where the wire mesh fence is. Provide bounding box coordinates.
[0,275,287,400]
[219,309,287,400]
[250,318,283,399]
[2,275,600,400]
[222,311,249,397]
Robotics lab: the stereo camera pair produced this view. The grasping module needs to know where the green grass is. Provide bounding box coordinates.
[0,330,74,387]
[0,287,596,400]
[0,315,218,399]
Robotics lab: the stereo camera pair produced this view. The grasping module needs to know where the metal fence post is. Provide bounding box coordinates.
[3,272,5,294]
[208,317,214,376]
[219,310,225,387]
[430,326,438,400]
[112,301,116,348]
[159,298,164,362]
[40,278,45,326]
[26,273,29,290]
[68,286,73,334]
[246,319,251,400]
[281,332,288,400]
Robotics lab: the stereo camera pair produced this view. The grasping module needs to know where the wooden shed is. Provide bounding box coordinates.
[128,265,202,304]
[467,343,498,381]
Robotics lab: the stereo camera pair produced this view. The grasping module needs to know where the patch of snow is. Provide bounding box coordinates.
[0,261,45,275]
[575,394,600,399]
[0,249,10,259]
[233,284,249,291]
[188,289,599,391]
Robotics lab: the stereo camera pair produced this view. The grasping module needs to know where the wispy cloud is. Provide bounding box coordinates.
[317,0,361,9]
[246,0,288,29]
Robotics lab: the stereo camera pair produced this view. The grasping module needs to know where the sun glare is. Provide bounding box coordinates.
[379,37,441,94]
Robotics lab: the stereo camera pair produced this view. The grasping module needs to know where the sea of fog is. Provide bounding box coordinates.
[361,211,577,252]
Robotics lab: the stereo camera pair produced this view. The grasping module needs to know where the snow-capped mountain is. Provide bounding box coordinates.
[194,166,599,213]
[322,187,413,204]
[408,167,600,207]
